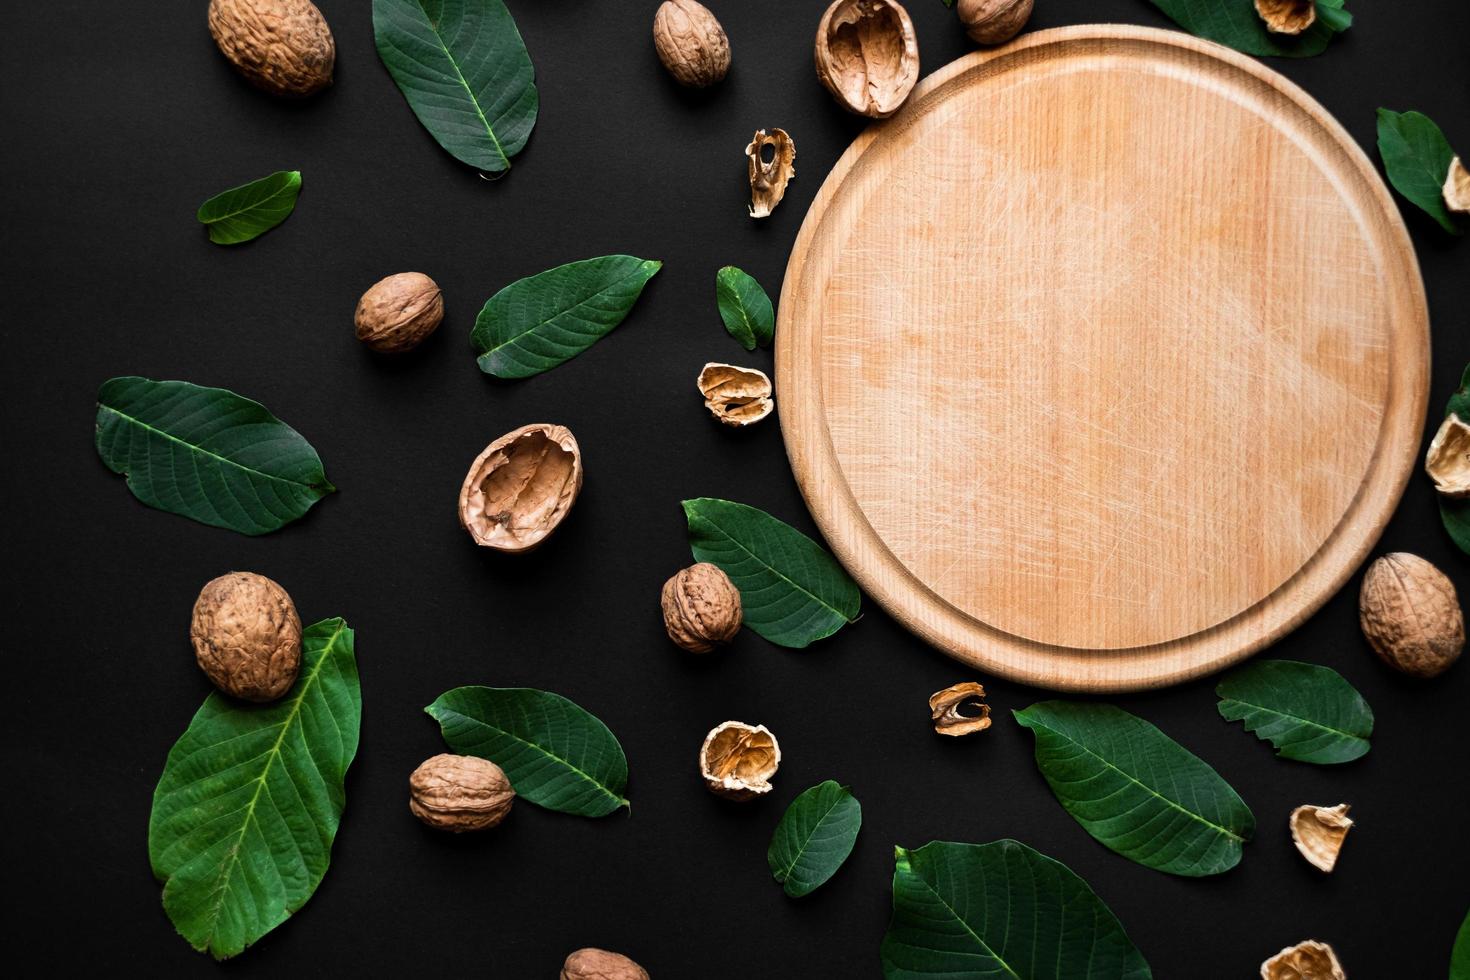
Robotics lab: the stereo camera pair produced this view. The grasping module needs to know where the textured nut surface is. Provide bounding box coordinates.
[697,363,774,427]
[458,424,583,553]
[1289,803,1352,873]
[1426,413,1470,498]
[700,721,780,800]
[652,0,730,88]
[1261,940,1345,980]
[354,272,444,353]
[746,128,796,219]
[190,572,302,701]
[561,947,650,980]
[1446,157,1470,215]
[662,563,742,652]
[814,0,919,118]
[1359,552,1465,678]
[929,682,992,736]
[957,0,1033,45]
[207,0,335,98]
[1253,0,1316,35]
[409,754,515,832]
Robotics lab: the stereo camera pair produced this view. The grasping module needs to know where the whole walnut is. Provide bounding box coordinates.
[409,754,515,832]
[207,0,335,98]
[355,272,444,353]
[561,947,649,980]
[190,572,302,701]
[661,563,742,652]
[652,0,730,88]
[957,0,1034,45]
[1359,553,1464,678]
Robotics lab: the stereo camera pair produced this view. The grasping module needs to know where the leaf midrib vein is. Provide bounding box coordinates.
[1221,697,1367,741]
[440,707,625,808]
[410,0,508,170]
[699,518,853,624]
[479,265,651,360]
[908,870,1023,980]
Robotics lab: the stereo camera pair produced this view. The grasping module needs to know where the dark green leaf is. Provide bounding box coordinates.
[95,377,334,535]
[768,781,861,898]
[1444,365,1470,555]
[882,839,1152,979]
[716,266,775,350]
[1216,660,1372,764]
[1452,909,1470,980]
[196,170,301,245]
[1143,0,1349,58]
[149,619,361,959]
[472,255,662,378]
[1014,701,1254,876]
[682,497,861,648]
[1377,109,1463,234]
[426,686,629,817]
[372,0,537,174]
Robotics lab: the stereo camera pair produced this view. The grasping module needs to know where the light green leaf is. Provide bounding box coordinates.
[1143,0,1349,58]
[1377,109,1464,235]
[1014,701,1255,877]
[196,170,301,245]
[372,0,537,174]
[768,781,861,898]
[716,266,775,350]
[1443,365,1470,555]
[1216,659,1372,764]
[682,497,861,648]
[149,619,361,959]
[426,687,629,817]
[95,377,334,535]
[1452,909,1470,980]
[882,839,1152,979]
[472,255,662,378]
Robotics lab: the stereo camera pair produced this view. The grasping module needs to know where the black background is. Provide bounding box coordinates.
[4,1,1468,976]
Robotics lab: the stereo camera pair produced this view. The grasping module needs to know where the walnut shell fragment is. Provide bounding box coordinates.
[697,363,774,427]
[1261,940,1345,980]
[814,0,919,119]
[1359,552,1465,678]
[1446,157,1470,215]
[1253,0,1316,35]
[1289,803,1352,873]
[354,272,444,353]
[747,128,795,219]
[409,754,515,832]
[561,948,650,980]
[1427,413,1470,498]
[957,0,1034,45]
[458,424,583,553]
[929,682,992,736]
[700,721,780,800]
[662,563,742,652]
[190,571,302,702]
[652,0,730,88]
[207,0,335,98]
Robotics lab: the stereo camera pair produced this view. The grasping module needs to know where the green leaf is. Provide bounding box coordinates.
[95,377,334,535]
[682,497,861,648]
[1143,0,1349,58]
[1014,701,1255,877]
[882,839,1152,979]
[149,619,361,959]
[1216,660,1372,764]
[426,686,629,817]
[472,255,662,378]
[196,170,301,245]
[716,266,776,350]
[372,0,537,174]
[1377,109,1464,235]
[1452,908,1470,980]
[1443,365,1470,555]
[767,781,862,898]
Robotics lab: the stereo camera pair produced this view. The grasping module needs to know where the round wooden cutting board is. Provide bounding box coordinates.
[776,25,1429,692]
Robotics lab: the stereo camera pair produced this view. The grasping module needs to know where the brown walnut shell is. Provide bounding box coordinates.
[700,721,780,800]
[190,571,302,701]
[929,682,992,736]
[697,363,774,427]
[1254,0,1316,36]
[957,0,1033,45]
[1260,940,1345,980]
[1289,803,1352,873]
[1359,552,1465,678]
[662,563,742,652]
[409,754,515,832]
[207,0,335,98]
[458,424,583,553]
[354,272,444,353]
[1426,413,1470,498]
[652,0,730,88]
[561,948,650,980]
[1446,157,1470,215]
[747,128,796,219]
[814,0,919,119]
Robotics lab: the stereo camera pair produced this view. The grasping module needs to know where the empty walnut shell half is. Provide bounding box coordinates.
[1446,157,1470,215]
[561,948,650,980]
[747,128,795,219]
[1359,552,1465,678]
[190,571,302,702]
[700,721,780,800]
[663,563,743,652]
[814,0,919,119]
[1289,803,1352,873]
[929,682,992,736]
[957,0,1033,45]
[409,754,515,832]
[697,363,774,427]
[1261,940,1345,980]
[1427,413,1470,498]
[458,424,583,553]
[1254,0,1316,35]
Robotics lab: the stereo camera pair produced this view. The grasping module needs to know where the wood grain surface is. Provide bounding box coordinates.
[776,25,1430,692]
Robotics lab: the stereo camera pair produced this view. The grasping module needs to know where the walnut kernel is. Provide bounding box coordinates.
[747,128,795,219]
[652,0,730,88]
[458,424,583,553]
[207,0,335,98]
[700,721,780,800]
[1289,803,1351,873]
[1426,413,1470,498]
[409,754,515,832]
[1253,0,1316,35]
[190,571,302,701]
[957,0,1033,45]
[814,0,919,119]
[697,363,773,427]
[561,948,649,980]
[929,682,992,736]
[354,272,443,353]
[662,563,742,652]
[1260,940,1345,980]
[1359,552,1465,678]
